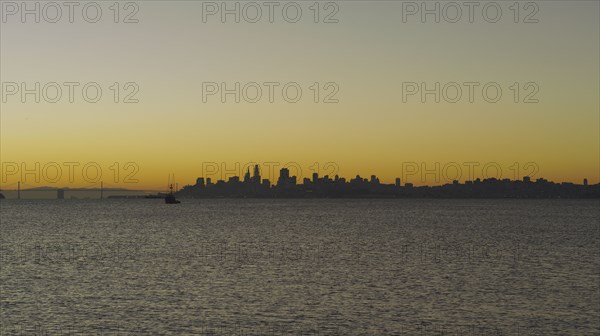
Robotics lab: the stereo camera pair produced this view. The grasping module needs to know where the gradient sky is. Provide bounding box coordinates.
[1,1,598,189]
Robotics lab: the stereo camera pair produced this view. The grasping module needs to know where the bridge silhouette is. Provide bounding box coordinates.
[0,181,152,199]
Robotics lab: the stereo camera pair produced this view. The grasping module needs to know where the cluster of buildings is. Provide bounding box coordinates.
[176,165,598,198]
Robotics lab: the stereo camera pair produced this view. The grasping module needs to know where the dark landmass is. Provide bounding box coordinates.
[0,187,149,200]
[20,187,129,191]
[108,194,166,199]
[176,165,599,199]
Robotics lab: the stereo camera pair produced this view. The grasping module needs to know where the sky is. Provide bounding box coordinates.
[1,0,598,189]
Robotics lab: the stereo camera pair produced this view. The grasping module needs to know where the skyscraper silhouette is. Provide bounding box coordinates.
[253,165,261,184]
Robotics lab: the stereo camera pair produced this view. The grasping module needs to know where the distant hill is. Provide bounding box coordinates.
[21,187,130,191]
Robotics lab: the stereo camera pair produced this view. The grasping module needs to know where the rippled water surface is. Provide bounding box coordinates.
[1,199,598,335]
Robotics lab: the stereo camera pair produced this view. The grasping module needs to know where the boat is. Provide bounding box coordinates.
[165,184,180,204]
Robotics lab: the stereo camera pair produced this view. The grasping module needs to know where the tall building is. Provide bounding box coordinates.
[278,168,290,187]
[252,165,261,183]
[395,178,401,187]
[280,168,290,179]
[244,168,251,183]
[584,178,588,186]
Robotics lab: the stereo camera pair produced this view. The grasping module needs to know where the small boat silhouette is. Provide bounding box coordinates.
[165,183,180,204]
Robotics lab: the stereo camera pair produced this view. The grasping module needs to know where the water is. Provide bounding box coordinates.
[1,199,598,335]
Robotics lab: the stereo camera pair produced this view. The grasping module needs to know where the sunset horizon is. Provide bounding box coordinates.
[1,1,599,335]
[2,1,598,190]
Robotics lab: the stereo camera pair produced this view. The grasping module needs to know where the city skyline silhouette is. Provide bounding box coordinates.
[1,163,597,199]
